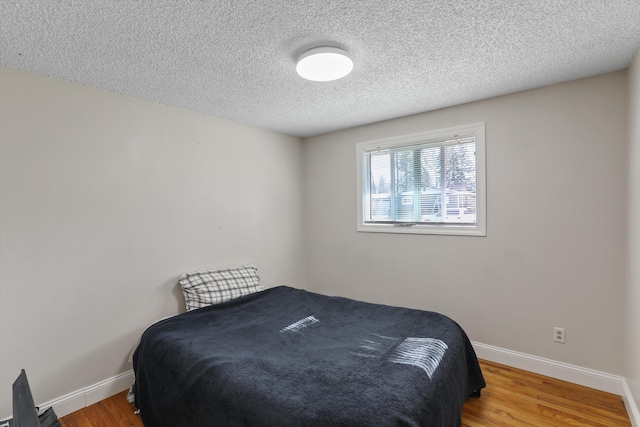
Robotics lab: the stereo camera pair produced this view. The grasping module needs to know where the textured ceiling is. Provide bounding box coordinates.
[1,1,639,137]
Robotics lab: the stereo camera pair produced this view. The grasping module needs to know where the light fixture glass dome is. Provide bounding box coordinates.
[296,47,353,82]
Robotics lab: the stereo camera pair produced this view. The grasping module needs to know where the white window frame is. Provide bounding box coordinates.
[356,122,486,236]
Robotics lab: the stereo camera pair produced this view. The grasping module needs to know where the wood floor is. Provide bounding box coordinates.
[59,359,631,426]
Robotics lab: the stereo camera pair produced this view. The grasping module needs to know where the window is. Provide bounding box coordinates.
[356,122,486,236]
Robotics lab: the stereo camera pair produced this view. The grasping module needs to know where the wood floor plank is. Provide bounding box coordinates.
[83,400,132,427]
[473,360,631,427]
[59,359,631,426]
[58,411,94,427]
[108,391,142,425]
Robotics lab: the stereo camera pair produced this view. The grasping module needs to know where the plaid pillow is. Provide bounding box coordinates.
[179,263,263,311]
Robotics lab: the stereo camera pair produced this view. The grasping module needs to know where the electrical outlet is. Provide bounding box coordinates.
[554,327,565,343]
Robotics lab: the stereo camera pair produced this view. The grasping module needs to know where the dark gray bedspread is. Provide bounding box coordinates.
[133,286,485,426]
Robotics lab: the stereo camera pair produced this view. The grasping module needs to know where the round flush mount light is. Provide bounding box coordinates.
[296,47,353,82]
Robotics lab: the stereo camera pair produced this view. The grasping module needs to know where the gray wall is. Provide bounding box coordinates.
[0,66,306,418]
[303,71,628,376]
[626,50,640,415]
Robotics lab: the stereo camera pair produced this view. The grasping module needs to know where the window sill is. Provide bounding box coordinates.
[356,223,486,236]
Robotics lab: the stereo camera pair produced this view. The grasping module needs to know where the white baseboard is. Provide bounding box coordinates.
[622,379,640,427]
[471,340,640,425]
[472,341,624,395]
[37,370,134,418]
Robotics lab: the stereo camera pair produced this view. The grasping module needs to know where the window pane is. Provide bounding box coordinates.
[394,150,416,222]
[421,146,442,189]
[419,146,443,222]
[369,152,391,221]
[442,141,476,224]
[365,140,477,224]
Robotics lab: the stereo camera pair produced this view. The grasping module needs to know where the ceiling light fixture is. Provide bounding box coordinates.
[296,47,353,82]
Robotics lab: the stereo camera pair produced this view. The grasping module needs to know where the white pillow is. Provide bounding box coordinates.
[179,263,263,311]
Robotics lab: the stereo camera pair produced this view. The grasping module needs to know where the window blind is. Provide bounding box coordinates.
[363,136,477,225]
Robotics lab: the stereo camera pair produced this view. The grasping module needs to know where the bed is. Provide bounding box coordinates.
[133,285,485,426]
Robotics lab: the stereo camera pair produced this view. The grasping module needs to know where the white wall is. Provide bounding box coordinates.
[626,49,640,417]
[0,66,306,419]
[303,71,628,376]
